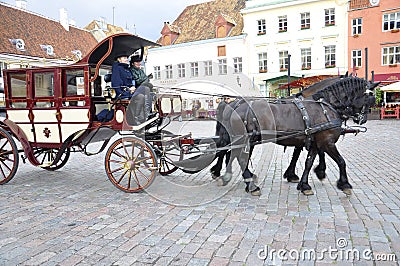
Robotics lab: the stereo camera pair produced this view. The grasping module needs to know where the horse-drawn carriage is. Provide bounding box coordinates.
[0,33,201,192]
[0,32,378,196]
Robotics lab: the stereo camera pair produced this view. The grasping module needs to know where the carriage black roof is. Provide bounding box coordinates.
[78,33,160,66]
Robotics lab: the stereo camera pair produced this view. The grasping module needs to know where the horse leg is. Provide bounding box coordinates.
[297,147,318,195]
[314,150,327,180]
[283,146,301,183]
[239,145,261,196]
[210,150,225,179]
[324,144,352,195]
[217,149,236,186]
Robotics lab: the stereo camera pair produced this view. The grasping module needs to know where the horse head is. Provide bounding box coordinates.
[311,77,378,124]
[351,81,379,124]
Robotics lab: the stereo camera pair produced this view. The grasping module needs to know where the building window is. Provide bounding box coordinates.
[278,15,288,32]
[352,18,362,35]
[301,48,311,70]
[382,46,400,65]
[177,63,185,78]
[383,12,400,31]
[216,26,226,38]
[204,61,212,76]
[218,45,226,57]
[257,19,266,34]
[352,50,362,68]
[324,8,335,26]
[279,51,289,71]
[300,12,310,29]
[324,45,336,68]
[218,59,227,75]
[190,62,199,77]
[154,66,161,80]
[233,57,242,73]
[166,65,173,79]
[258,52,268,73]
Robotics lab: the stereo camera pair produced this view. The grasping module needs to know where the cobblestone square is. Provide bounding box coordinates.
[0,120,399,265]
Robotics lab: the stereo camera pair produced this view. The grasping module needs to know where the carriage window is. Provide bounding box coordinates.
[9,73,27,97]
[34,72,54,97]
[65,69,84,96]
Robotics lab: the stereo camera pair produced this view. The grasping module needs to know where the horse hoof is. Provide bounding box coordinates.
[288,177,299,183]
[251,189,261,196]
[342,188,352,195]
[245,187,261,196]
[211,173,219,180]
[302,189,314,196]
[217,178,224,186]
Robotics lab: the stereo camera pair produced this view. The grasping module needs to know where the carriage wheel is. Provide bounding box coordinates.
[105,136,158,192]
[33,148,71,171]
[150,130,183,176]
[0,127,19,185]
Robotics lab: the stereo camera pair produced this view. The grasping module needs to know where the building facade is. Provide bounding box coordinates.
[242,0,348,97]
[348,0,400,84]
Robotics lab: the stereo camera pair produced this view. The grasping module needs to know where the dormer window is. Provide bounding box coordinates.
[72,50,82,60]
[161,22,180,46]
[215,13,236,38]
[40,45,54,56]
[9,38,25,51]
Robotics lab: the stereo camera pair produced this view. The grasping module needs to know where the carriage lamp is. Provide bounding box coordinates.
[236,75,241,87]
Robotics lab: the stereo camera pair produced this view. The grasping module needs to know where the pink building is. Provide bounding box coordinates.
[348,0,400,84]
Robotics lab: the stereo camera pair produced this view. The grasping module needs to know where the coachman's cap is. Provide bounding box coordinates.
[130,55,142,62]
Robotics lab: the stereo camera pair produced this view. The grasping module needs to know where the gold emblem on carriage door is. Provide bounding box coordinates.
[43,128,51,138]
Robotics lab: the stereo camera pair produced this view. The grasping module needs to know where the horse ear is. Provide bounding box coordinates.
[371,81,381,89]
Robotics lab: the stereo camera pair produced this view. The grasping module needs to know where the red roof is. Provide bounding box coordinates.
[0,3,97,60]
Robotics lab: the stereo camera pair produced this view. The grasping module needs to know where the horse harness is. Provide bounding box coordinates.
[235,97,342,150]
[291,97,341,149]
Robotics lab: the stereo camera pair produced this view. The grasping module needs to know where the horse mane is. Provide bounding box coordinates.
[296,77,341,98]
[311,76,368,109]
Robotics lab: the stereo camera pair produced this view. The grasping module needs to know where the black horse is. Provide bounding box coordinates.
[214,76,377,196]
[210,76,343,186]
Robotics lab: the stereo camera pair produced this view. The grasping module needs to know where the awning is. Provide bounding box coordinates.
[380,81,400,92]
[373,73,400,83]
[278,75,337,89]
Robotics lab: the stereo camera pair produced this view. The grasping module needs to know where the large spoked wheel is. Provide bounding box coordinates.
[150,130,183,176]
[33,148,71,171]
[105,136,158,192]
[0,127,19,185]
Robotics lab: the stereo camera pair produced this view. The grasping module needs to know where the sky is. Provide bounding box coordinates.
[1,0,211,41]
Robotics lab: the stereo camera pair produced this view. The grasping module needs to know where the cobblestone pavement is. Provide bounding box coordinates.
[0,119,399,265]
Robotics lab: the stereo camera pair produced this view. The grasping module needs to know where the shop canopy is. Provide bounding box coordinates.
[278,75,337,89]
[380,81,400,92]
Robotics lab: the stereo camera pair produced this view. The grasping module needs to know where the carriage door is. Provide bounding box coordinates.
[59,69,90,142]
[31,71,60,144]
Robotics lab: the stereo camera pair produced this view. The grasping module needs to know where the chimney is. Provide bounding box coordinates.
[59,8,69,31]
[15,0,27,9]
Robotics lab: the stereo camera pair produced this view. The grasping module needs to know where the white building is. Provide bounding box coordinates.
[146,0,259,115]
[242,0,349,97]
